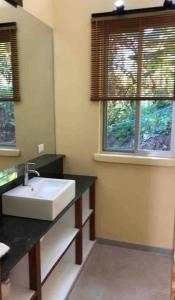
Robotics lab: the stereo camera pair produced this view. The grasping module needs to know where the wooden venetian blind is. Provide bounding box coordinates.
[0,23,20,101]
[91,13,175,101]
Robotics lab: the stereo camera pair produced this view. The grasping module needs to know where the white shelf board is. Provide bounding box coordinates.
[5,286,35,300]
[82,208,93,225]
[42,262,81,300]
[83,239,96,262]
[41,225,79,281]
[42,240,96,300]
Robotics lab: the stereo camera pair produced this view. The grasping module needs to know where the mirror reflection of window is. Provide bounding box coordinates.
[0,102,15,147]
[0,22,20,148]
[0,167,17,186]
[5,0,23,7]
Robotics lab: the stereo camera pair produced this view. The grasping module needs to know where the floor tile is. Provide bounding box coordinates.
[68,244,172,300]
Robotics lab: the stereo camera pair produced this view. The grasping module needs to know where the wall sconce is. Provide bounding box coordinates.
[164,0,173,8]
[114,0,125,14]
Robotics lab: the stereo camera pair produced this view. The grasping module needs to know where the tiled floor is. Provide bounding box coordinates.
[68,243,173,300]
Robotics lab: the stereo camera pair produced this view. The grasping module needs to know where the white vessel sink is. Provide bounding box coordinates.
[2,177,75,221]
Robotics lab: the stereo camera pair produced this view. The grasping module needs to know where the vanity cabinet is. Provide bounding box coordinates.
[0,181,96,300]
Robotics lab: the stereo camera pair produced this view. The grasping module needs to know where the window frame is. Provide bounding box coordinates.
[102,101,175,158]
[92,13,175,158]
[100,17,175,158]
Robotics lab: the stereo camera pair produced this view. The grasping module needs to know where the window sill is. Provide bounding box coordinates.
[0,148,21,157]
[94,153,175,167]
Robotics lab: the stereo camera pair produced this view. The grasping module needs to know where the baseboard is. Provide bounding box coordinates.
[97,238,173,256]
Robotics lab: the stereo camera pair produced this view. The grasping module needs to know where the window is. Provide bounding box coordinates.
[103,100,174,155]
[0,23,19,147]
[91,13,175,156]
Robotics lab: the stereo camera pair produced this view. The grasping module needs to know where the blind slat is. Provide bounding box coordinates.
[0,23,20,102]
[91,12,175,101]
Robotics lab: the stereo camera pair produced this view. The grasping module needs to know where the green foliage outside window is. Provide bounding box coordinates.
[106,100,172,151]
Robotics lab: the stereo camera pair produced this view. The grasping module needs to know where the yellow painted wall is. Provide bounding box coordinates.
[54,0,175,249]
[23,0,54,28]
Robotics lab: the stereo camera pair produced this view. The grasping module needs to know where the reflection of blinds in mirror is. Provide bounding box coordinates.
[0,23,20,101]
[5,0,23,7]
[91,13,175,101]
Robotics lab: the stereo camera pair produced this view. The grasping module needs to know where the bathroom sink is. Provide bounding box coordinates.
[2,177,75,221]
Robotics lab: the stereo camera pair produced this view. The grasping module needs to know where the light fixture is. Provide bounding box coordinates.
[164,0,173,8]
[114,0,125,14]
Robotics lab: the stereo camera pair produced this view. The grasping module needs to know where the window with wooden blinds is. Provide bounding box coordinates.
[0,22,20,102]
[91,13,175,101]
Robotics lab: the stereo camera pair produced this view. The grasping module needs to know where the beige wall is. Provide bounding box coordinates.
[0,1,55,170]
[54,0,175,249]
[23,0,54,28]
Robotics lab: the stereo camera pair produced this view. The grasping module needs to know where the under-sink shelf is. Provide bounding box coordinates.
[4,286,35,300]
[83,239,96,261]
[83,219,96,261]
[82,208,93,225]
[41,224,79,282]
[42,261,81,300]
[42,239,95,300]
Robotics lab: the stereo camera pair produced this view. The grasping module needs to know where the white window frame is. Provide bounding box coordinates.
[102,101,175,158]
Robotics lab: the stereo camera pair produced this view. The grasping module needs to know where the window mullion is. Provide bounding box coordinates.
[135,101,140,153]
[102,102,108,151]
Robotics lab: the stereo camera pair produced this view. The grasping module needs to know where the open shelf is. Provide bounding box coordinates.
[83,219,95,261]
[83,239,96,261]
[5,286,35,300]
[42,238,96,300]
[82,208,93,226]
[42,261,81,300]
[41,224,79,281]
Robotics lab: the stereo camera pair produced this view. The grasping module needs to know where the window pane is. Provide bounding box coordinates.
[0,102,16,147]
[104,101,136,151]
[140,100,173,151]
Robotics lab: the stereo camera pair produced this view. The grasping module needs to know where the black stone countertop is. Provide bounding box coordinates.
[0,174,96,280]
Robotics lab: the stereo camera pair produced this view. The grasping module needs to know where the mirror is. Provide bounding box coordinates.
[0,0,56,170]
